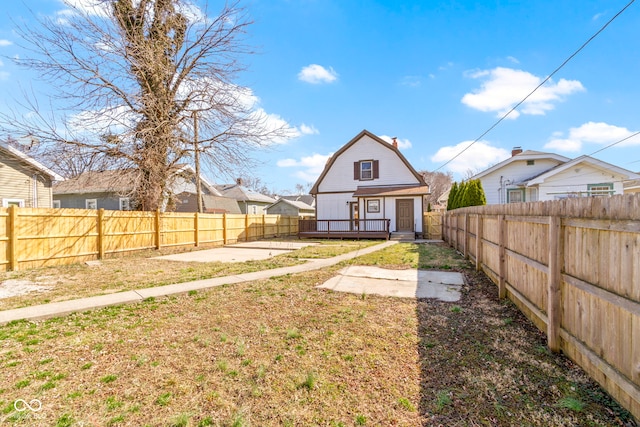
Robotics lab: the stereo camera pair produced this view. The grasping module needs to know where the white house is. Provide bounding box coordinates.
[309,130,429,237]
[472,148,640,204]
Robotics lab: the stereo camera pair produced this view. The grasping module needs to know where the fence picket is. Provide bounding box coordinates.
[444,194,640,420]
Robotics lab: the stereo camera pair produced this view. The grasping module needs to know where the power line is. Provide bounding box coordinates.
[434,0,636,173]
[587,130,640,157]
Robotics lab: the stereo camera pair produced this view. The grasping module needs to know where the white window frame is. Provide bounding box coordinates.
[52,200,61,209]
[588,183,613,197]
[2,198,25,207]
[119,197,130,211]
[85,199,98,209]
[507,189,524,203]
[360,160,373,180]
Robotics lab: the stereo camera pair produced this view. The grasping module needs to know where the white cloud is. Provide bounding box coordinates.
[58,0,204,22]
[380,135,412,149]
[59,0,110,18]
[298,124,319,135]
[506,56,520,64]
[544,121,640,152]
[0,40,12,47]
[400,76,422,87]
[298,64,338,84]
[277,153,333,183]
[431,141,509,176]
[461,67,584,119]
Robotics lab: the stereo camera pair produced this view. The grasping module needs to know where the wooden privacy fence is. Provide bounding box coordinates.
[423,212,443,239]
[0,206,298,272]
[443,194,640,419]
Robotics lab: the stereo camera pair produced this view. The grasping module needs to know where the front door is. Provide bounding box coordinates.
[396,199,414,231]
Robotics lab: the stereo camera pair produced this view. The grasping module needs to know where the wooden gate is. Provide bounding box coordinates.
[423,212,443,239]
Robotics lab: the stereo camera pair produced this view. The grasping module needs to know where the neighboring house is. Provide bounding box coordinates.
[309,129,430,236]
[471,147,640,204]
[215,180,276,214]
[265,198,315,218]
[279,194,316,208]
[0,141,63,208]
[54,165,241,213]
[623,178,640,194]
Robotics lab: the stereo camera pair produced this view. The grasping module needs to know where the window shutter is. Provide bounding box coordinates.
[373,160,379,179]
[354,162,359,180]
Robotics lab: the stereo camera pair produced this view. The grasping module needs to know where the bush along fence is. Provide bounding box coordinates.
[443,194,640,420]
[0,206,299,272]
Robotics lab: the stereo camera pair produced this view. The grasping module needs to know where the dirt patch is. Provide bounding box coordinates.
[0,279,53,299]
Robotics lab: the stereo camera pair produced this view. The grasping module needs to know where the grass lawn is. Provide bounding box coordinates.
[0,242,635,426]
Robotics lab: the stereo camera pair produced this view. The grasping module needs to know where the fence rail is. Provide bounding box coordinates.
[0,206,298,271]
[443,194,640,420]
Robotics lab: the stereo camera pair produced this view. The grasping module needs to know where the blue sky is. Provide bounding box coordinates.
[1,0,640,193]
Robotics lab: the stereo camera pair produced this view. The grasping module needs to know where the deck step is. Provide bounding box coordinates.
[390,232,415,241]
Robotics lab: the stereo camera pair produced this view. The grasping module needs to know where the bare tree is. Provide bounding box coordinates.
[421,170,453,208]
[2,0,290,210]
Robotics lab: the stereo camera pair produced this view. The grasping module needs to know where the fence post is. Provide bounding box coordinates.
[262,214,266,239]
[8,205,17,271]
[245,214,250,242]
[223,213,227,245]
[97,209,105,260]
[547,215,562,352]
[475,214,483,271]
[498,214,507,299]
[155,209,161,249]
[463,213,470,259]
[194,212,199,247]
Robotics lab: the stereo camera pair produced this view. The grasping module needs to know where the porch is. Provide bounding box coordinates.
[298,219,391,240]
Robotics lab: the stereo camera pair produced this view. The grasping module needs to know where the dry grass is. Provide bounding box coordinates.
[0,242,635,426]
[0,240,378,311]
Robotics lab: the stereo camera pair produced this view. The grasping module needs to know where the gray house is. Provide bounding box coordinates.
[0,141,63,208]
[265,198,315,218]
[215,181,276,215]
[54,165,241,213]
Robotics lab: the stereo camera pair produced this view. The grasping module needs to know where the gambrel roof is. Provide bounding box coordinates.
[310,129,427,194]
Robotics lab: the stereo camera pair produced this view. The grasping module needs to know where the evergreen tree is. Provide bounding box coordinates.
[447,182,458,210]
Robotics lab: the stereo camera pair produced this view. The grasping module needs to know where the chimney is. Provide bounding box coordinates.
[236,177,243,186]
[511,146,523,157]
[392,137,398,148]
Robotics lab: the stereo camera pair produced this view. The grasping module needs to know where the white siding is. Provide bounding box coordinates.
[536,165,626,201]
[317,135,419,193]
[316,193,354,220]
[480,158,564,204]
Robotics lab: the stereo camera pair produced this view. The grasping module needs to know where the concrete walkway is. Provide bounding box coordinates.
[0,240,398,325]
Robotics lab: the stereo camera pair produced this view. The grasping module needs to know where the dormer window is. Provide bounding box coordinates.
[354,160,379,181]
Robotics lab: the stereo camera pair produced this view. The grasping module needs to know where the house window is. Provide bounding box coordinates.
[85,199,97,209]
[360,161,373,180]
[588,183,613,197]
[252,205,257,214]
[2,199,24,207]
[53,200,61,209]
[354,160,379,181]
[367,199,380,213]
[119,198,130,211]
[507,189,525,203]
[527,160,535,166]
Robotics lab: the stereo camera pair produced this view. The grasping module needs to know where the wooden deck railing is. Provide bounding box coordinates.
[298,219,390,239]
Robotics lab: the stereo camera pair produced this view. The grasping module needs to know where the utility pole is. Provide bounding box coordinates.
[193,111,203,213]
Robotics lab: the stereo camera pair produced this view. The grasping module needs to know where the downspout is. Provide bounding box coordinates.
[32,174,38,208]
